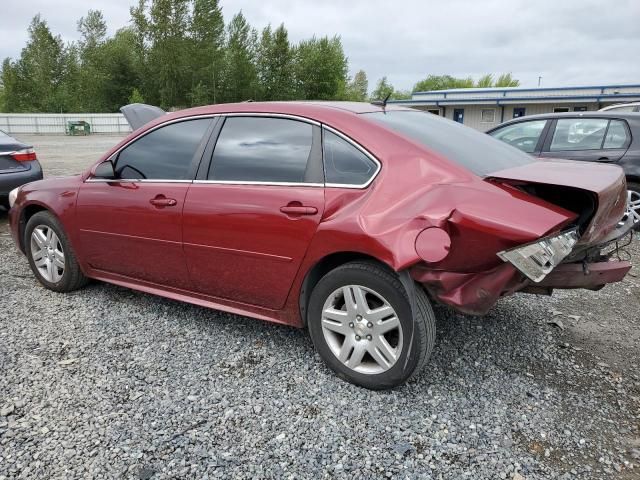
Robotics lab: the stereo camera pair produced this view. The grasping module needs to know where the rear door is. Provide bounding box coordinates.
[182,115,325,309]
[76,117,214,289]
[540,117,631,163]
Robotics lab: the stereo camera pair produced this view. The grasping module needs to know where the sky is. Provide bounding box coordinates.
[1,0,639,92]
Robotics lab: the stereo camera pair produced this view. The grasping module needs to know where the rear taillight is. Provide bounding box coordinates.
[11,148,37,162]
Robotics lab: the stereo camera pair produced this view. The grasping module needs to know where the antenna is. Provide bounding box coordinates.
[371,91,393,109]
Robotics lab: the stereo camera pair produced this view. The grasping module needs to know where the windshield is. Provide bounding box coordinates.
[364,110,535,176]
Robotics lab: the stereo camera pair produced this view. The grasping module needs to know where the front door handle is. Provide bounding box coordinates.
[149,195,177,207]
[280,205,318,215]
[597,157,610,162]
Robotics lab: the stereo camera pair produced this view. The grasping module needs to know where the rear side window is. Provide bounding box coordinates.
[489,120,547,153]
[209,117,314,183]
[603,120,629,149]
[365,110,535,176]
[116,119,210,180]
[550,118,608,151]
[323,130,378,186]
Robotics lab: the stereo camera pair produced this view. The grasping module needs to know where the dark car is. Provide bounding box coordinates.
[0,129,43,210]
[487,112,640,226]
[8,102,634,389]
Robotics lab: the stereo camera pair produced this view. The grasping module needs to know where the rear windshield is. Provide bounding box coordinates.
[364,110,535,176]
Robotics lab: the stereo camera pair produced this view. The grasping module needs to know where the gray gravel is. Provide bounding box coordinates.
[1,136,639,479]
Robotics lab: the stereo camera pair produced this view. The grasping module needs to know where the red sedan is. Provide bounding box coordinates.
[8,102,634,389]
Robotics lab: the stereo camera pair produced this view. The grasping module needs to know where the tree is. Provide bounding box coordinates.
[1,15,70,112]
[190,0,224,104]
[345,69,368,101]
[476,74,494,88]
[128,87,145,104]
[494,73,519,87]
[256,24,296,101]
[221,12,258,102]
[295,36,348,100]
[413,74,474,92]
[371,76,394,101]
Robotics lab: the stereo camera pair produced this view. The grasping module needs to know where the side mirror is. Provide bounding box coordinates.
[92,160,116,180]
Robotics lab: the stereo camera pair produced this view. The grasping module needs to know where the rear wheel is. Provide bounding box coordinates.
[25,211,88,292]
[625,182,640,231]
[307,261,436,390]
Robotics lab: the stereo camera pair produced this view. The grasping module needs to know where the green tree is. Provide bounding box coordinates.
[413,74,474,92]
[494,73,519,87]
[345,69,368,101]
[100,28,144,111]
[256,24,296,100]
[2,15,70,112]
[190,0,225,104]
[128,87,145,103]
[476,73,494,88]
[295,36,347,100]
[371,76,394,101]
[221,12,258,102]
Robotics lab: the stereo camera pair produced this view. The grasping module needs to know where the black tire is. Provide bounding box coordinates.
[307,261,436,390]
[24,211,88,292]
[0,198,9,211]
[627,182,640,231]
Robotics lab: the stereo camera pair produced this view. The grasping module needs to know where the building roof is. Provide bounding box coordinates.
[392,83,640,107]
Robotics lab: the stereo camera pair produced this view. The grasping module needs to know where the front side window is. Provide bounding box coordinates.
[550,118,609,151]
[115,119,211,180]
[208,117,314,183]
[489,120,547,153]
[323,130,378,186]
[603,120,629,149]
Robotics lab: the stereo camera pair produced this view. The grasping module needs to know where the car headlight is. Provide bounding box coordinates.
[497,229,579,283]
[8,187,20,208]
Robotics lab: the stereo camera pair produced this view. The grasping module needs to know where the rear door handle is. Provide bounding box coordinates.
[597,157,610,162]
[280,205,318,215]
[149,195,177,207]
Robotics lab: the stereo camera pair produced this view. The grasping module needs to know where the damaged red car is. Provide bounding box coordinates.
[8,102,634,389]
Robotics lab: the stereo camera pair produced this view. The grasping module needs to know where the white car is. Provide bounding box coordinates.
[599,102,640,112]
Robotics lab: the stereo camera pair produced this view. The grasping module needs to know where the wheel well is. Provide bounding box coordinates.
[626,176,640,189]
[18,204,48,251]
[298,252,391,327]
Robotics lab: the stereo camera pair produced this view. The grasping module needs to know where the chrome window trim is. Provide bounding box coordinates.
[85,178,193,184]
[321,125,382,189]
[193,180,324,188]
[86,111,380,189]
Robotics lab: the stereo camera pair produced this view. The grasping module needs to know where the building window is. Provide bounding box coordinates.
[574,106,587,112]
[427,109,440,116]
[513,107,526,118]
[453,109,464,124]
[553,107,570,113]
[480,109,496,123]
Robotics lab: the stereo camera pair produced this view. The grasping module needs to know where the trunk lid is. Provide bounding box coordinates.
[487,159,627,245]
[0,135,31,174]
[120,103,166,131]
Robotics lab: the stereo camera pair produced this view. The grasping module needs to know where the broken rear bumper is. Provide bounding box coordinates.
[535,260,631,290]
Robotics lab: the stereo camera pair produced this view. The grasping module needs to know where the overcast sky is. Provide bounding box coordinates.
[1,0,639,91]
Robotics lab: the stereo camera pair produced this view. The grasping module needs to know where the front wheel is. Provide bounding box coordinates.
[308,261,436,390]
[25,211,88,292]
[625,182,640,231]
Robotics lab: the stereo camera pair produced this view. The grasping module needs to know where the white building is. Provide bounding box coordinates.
[391,84,640,131]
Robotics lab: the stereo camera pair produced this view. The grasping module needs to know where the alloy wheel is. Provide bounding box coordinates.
[321,285,403,375]
[624,190,640,226]
[30,225,65,283]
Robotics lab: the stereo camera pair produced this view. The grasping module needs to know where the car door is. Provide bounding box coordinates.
[76,117,214,289]
[540,117,631,163]
[487,119,550,156]
[182,115,325,309]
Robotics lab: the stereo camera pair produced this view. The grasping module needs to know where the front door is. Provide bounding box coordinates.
[76,117,213,289]
[183,116,325,309]
[540,118,630,163]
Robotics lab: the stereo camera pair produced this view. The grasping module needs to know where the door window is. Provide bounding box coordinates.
[453,109,464,124]
[603,120,629,149]
[323,130,378,186]
[208,117,315,183]
[488,120,547,153]
[115,119,211,180]
[550,118,609,151]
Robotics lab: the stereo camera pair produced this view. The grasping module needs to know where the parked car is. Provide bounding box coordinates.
[0,129,42,210]
[8,103,634,389]
[487,112,640,227]
[600,102,640,113]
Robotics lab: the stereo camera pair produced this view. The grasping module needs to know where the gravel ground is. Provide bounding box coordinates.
[1,135,639,479]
